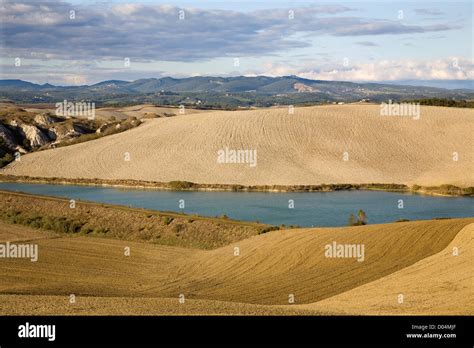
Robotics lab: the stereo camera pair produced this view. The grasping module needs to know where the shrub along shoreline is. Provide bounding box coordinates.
[0,174,472,197]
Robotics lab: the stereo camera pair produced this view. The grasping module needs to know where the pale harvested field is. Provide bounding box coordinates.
[301,223,474,315]
[94,104,212,120]
[25,104,211,120]
[3,105,473,187]
[0,217,472,315]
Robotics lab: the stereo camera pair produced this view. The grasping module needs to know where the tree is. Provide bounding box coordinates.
[0,152,14,168]
[348,214,357,226]
[348,210,368,226]
[358,210,367,225]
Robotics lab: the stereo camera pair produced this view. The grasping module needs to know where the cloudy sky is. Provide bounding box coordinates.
[0,0,472,86]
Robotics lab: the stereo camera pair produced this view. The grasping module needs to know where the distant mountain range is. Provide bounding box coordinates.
[1,76,472,107]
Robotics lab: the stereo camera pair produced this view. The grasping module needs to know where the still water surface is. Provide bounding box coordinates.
[0,182,472,227]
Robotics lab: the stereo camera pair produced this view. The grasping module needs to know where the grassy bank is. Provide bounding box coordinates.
[0,190,271,249]
[0,174,473,196]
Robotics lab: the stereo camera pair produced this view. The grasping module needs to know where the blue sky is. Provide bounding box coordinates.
[0,0,472,85]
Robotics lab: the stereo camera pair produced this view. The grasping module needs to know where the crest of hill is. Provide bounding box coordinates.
[2,105,473,188]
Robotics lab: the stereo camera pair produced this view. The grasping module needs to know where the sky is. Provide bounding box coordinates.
[0,0,472,85]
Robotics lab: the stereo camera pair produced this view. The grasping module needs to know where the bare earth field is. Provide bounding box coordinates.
[302,223,474,315]
[0,207,472,315]
[149,218,473,306]
[24,104,211,121]
[3,104,473,187]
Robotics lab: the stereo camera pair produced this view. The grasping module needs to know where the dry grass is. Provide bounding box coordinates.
[2,105,473,187]
[0,191,268,249]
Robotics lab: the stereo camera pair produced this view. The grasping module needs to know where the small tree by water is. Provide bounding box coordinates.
[348,210,368,226]
[348,214,357,226]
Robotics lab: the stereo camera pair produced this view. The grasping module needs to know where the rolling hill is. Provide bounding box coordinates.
[301,222,474,315]
[147,218,473,305]
[2,104,473,188]
[0,211,472,315]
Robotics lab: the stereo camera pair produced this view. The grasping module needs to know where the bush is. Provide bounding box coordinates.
[168,181,195,190]
[162,216,173,225]
[462,187,474,195]
[407,98,474,108]
[173,224,184,234]
[93,227,109,234]
[0,153,14,168]
[0,210,87,234]
[81,227,94,234]
[351,220,366,226]
[348,210,368,226]
[288,224,300,228]
[348,214,357,226]
[259,226,280,234]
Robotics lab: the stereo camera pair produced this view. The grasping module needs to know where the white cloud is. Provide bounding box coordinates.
[0,1,470,85]
[0,1,459,62]
[111,4,145,15]
[62,74,88,85]
[260,58,473,82]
